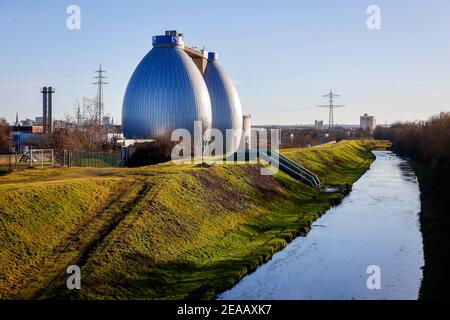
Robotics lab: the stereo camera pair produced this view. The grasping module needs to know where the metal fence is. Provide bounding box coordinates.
[0,150,121,173]
[69,151,120,168]
[0,153,20,173]
[1,149,55,172]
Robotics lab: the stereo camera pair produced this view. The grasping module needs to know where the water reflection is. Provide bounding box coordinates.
[219,151,424,300]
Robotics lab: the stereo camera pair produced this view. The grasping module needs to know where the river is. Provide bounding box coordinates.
[219,151,424,300]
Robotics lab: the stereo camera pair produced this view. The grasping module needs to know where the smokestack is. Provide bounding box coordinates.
[41,87,48,133]
[47,87,55,133]
[40,86,55,133]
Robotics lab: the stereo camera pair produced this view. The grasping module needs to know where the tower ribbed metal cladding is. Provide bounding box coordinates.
[204,51,243,150]
[122,32,212,139]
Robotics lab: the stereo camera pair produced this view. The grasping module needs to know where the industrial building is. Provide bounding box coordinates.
[122,30,247,152]
[10,125,44,152]
[9,86,55,151]
[360,113,376,133]
[315,120,324,130]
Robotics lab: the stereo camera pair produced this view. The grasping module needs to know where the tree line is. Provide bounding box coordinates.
[374,112,450,168]
[0,97,119,153]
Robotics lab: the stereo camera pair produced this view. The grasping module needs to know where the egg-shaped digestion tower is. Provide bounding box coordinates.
[122,31,212,139]
[203,52,243,154]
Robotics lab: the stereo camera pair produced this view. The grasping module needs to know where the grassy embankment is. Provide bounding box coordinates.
[0,140,387,300]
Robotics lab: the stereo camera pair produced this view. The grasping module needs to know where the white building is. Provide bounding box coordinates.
[360,114,376,133]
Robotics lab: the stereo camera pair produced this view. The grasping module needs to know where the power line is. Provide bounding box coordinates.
[317,89,346,130]
[93,65,108,124]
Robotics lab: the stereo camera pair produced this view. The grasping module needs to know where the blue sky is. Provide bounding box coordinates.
[0,0,449,125]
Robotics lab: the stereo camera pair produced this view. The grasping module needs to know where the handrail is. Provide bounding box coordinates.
[231,149,322,190]
[272,151,321,186]
[259,151,320,189]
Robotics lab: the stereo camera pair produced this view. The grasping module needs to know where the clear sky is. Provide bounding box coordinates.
[0,0,449,125]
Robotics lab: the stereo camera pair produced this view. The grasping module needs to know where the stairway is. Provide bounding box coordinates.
[230,149,322,190]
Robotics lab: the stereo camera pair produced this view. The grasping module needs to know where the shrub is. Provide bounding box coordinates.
[374,112,450,167]
[127,137,177,167]
[0,118,10,152]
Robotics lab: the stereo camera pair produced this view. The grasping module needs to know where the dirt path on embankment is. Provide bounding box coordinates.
[6,180,152,299]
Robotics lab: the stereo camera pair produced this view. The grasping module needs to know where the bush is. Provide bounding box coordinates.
[127,137,177,167]
[374,112,450,167]
[0,118,10,152]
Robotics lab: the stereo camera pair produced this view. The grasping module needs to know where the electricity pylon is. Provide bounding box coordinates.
[93,65,108,125]
[318,90,346,130]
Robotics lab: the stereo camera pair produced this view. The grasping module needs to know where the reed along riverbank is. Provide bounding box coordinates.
[0,140,387,299]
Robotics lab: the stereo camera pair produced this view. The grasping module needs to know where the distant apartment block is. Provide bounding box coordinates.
[34,116,44,126]
[360,114,376,133]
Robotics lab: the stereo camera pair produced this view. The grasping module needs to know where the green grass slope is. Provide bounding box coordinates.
[282,140,390,186]
[0,140,386,299]
[0,178,121,298]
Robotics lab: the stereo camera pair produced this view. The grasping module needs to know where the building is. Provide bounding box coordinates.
[122,30,245,153]
[360,113,376,133]
[20,118,35,126]
[34,117,44,126]
[315,120,324,130]
[102,116,112,126]
[10,126,44,151]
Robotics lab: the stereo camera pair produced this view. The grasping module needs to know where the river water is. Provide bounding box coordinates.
[219,151,424,300]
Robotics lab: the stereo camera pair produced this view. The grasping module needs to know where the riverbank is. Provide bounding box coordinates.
[220,150,424,300]
[0,140,387,299]
[414,162,450,299]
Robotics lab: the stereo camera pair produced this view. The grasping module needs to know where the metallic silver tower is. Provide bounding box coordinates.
[122,32,212,139]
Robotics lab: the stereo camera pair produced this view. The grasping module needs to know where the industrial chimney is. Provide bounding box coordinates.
[47,87,55,133]
[40,86,55,133]
[41,87,48,132]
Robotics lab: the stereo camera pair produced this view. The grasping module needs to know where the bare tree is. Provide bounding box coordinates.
[374,112,450,167]
[0,118,11,152]
[30,97,116,152]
